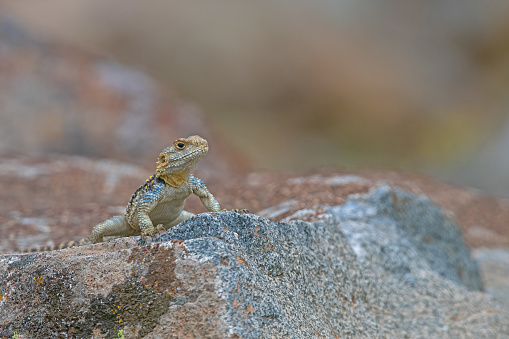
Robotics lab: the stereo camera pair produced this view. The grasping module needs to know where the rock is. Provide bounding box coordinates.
[473,248,509,310]
[0,14,247,177]
[1,186,507,338]
[220,170,509,248]
[330,185,483,291]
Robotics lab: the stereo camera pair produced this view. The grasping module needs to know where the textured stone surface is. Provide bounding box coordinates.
[1,186,507,338]
[474,248,509,310]
[331,185,483,291]
[0,239,227,338]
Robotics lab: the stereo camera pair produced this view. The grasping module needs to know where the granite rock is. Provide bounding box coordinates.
[1,185,507,338]
[473,248,509,310]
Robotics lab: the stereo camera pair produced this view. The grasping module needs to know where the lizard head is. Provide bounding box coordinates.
[156,135,209,187]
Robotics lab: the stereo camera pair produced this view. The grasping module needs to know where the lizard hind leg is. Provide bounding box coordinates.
[90,215,138,244]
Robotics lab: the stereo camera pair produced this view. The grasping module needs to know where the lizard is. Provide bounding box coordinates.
[25,135,240,252]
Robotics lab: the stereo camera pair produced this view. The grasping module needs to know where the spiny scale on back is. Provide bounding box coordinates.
[126,174,161,222]
[23,135,223,252]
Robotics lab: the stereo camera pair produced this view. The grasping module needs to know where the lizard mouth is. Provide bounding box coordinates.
[164,147,208,169]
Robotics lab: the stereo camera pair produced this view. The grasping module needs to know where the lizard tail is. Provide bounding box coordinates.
[21,237,91,253]
[17,215,131,253]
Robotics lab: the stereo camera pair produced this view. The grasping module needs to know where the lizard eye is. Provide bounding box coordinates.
[175,142,186,150]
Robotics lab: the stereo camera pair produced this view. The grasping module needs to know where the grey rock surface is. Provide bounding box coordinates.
[474,248,509,310]
[331,185,483,291]
[1,185,508,338]
[157,208,383,338]
[157,185,505,338]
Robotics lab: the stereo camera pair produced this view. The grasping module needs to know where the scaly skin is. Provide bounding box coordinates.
[26,135,222,252]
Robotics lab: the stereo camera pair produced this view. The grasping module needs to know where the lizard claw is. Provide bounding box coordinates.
[156,224,167,234]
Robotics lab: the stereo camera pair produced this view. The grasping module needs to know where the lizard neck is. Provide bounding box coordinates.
[158,171,190,187]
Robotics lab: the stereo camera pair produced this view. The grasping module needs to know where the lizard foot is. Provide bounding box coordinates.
[140,224,167,241]
[141,226,158,237]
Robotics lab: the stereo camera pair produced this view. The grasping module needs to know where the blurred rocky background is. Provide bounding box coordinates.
[1,0,509,197]
[2,1,509,323]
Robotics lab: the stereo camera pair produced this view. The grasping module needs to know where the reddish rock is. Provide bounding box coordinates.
[0,239,229,338]
[215,169,509,249]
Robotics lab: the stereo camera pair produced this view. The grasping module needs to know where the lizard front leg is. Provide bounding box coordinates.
[134,185,166,237]
[191,179,221,212]
[138,213,159,237]
[190,176,247,213]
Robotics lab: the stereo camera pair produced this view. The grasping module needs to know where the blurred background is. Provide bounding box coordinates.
[2,0,509,197]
